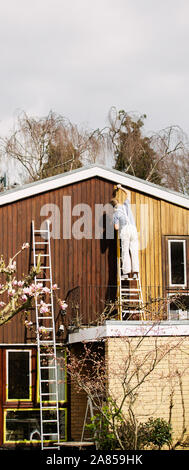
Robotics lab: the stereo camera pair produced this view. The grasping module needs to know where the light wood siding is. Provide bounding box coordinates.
[130,191,189,309]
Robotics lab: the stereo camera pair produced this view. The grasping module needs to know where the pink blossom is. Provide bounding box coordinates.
[52,284,58,290]
[24,320,33,326]
[42,286,51,294]
[8,289,16,296]
[39,301,49,314]
[59,300,68,311]
[0,301,5,307]
[21,294,28,301]
[8,261,16,272]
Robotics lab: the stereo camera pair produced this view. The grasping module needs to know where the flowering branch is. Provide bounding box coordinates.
[0,243,67,327]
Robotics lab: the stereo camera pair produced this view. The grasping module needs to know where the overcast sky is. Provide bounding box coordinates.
[0,0,189,141]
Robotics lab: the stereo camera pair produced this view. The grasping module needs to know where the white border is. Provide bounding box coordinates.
[68,321,189,343]
[168,239,187,287]
[0,166,189,209]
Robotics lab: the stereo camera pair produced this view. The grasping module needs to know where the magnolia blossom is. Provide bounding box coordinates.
[7,261,16,272]
[8,289,16,296]
[42,286,51,294]
[0,301,5,307]
[22,242,30,250]
[17,280,24,287]
[22,283,44,298]
[38,326,47,333]
[39,301,49,314]
[24,320,33,327]
[21,294,28,301]
[52,284,58,290]
[59,300,68,311]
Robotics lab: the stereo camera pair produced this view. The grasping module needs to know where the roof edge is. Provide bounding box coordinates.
[0,164,188,209]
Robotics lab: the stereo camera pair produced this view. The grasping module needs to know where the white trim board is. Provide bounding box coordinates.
[68,321,189,343]
[0,165,189,209]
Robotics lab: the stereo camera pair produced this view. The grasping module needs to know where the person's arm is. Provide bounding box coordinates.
[113,211,119,231]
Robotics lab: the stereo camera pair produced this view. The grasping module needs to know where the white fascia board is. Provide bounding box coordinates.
[0,166,189,209]
[68,321,189,343]
[95,167,189,209]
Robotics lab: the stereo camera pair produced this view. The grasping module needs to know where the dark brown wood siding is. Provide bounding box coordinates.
[0,177,117,344]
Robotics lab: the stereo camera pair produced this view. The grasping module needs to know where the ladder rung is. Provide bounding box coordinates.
[39,342,54,346]
[34,230,49,233]
[121,299,141,302]
[35,254,49,257]
[42,433,58,437]
[37,303,52,307]
[41,392,57,396]
[122,310,141,313]
[36,279,51,281]
[40,353,55,356]
[41,378,56,381]
[42,420,58,423]
[40,365,56,369]
[34,242,49,244]
[39,327,53,331]
[40,266,50,269]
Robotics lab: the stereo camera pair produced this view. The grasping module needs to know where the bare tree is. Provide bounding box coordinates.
[104,107,189,194]
[150,125,189,194]
[0,110,106,184]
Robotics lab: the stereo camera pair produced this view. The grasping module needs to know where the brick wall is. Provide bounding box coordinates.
[105,335,189,446]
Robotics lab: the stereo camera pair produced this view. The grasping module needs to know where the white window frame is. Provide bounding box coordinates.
[168,239,187,288]
[6,349,32,401]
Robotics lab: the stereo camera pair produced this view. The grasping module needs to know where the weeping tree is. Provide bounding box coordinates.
[0,110,105,184]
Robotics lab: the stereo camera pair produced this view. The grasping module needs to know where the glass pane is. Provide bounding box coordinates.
[169,295,189,320]
[5,409,66,442]
[170,242,185,285]
[8,351,30,400]
[40,349,66,402]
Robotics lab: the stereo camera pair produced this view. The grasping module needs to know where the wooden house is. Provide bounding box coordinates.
[0,164,188,448]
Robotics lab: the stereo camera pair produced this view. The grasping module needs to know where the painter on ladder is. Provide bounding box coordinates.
[111,184,139,280]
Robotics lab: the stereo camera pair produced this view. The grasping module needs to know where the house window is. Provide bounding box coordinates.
[6,350,31,401]
[38,349,67,403]
[168,240,187,287]
[168,293,189,321]
[4,409,67,443]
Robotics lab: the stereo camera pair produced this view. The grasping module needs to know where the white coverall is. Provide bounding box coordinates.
[113,200,139,275]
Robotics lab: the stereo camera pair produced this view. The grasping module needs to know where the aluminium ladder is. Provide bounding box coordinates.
[118,240,144,321]
[32,220,60,450]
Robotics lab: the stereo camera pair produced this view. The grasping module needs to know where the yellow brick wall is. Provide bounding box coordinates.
[105,336,189,446]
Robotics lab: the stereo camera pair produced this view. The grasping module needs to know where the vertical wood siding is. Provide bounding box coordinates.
[0,177,188,343]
